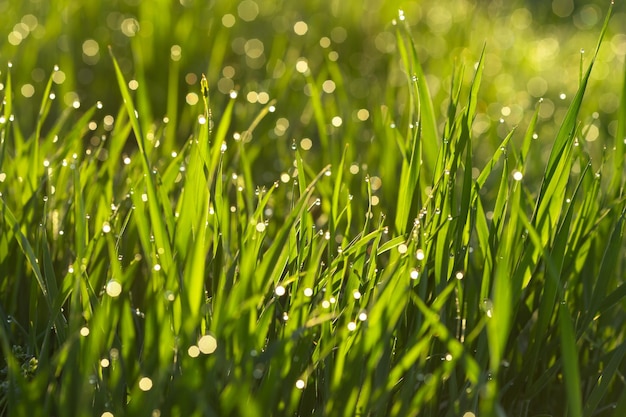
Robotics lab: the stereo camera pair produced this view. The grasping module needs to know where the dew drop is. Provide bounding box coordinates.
[138,377,153,391]
[275,285,286,296]
[198,334,218,354]
[187,345,200,358]
[106,280,122,297]
[482,299,494,318]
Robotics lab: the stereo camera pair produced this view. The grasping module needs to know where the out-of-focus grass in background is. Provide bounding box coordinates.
[1,1,625,416]
[2,0,624,166]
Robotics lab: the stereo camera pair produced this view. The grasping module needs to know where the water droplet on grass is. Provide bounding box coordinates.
[198,334,218,354]
[106,280,122,297]
[482,299,494,318]
[275,285,286,296]
[187,345,200,358]
[138,377,153,391]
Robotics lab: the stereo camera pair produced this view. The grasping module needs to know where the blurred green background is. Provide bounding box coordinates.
[1,0,624,179]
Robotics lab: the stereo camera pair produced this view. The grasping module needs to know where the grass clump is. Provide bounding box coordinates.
[1,3,625,417]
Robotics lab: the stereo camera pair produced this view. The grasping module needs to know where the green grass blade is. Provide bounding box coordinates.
[559,303,582,417]
[583,340,626,417]
[108,47,174,274]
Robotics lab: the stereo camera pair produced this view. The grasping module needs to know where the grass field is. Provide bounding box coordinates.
[1,1,625,416]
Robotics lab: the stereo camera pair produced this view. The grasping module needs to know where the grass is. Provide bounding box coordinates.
[1,1,626,416]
